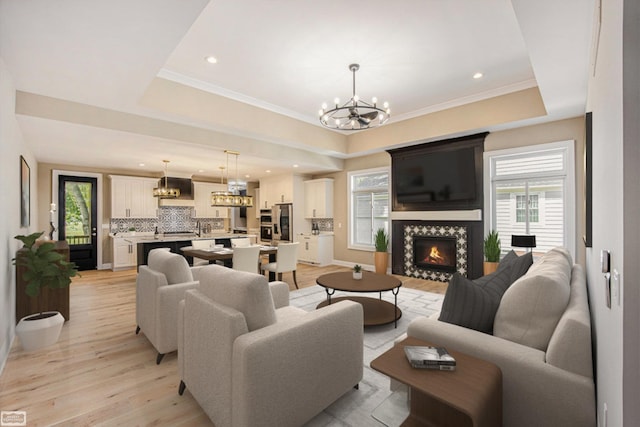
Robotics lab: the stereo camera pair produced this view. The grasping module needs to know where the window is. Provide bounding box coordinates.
[348,167,389,250]
[516,194,538,223]
[484,141,575,257]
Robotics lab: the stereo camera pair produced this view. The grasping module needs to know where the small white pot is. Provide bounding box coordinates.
[353,271,363,280]
[15,311,65,351]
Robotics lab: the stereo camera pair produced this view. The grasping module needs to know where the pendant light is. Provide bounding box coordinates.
[210,150,254,207]
[153,160,180,198]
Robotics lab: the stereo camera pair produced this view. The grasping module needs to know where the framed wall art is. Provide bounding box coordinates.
[20,155,30,227]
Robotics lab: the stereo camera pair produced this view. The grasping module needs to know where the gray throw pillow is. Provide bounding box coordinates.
[498,250,533,283]
[438,251,533,334]
[438,265,513,334]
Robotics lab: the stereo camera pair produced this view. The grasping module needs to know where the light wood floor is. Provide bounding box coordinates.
[0,264,446,426]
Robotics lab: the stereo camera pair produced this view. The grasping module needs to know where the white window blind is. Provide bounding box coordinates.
[485,141,575,258]
[348,168,389,250]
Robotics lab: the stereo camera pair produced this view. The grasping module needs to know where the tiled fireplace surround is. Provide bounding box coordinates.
[391,219,484,282]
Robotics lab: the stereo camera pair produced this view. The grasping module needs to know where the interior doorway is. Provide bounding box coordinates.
[58,175,98,270]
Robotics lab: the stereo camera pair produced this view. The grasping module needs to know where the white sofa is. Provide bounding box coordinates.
[406,247,596,427]
[177,264,364,427]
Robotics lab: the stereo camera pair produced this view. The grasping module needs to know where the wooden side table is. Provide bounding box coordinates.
[371,337,502,427]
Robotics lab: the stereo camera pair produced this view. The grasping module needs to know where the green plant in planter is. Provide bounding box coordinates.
[13,232,79,304]
[353,264,362,273]
[374,228,389,252]
[483,230,501,262]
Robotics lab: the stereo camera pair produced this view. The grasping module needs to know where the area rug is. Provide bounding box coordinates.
[288,285,444,427]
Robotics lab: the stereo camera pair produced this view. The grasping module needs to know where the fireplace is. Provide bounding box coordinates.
[413,236,457,273]
[392,220,483,281]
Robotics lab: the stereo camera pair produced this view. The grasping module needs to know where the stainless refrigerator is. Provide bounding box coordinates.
[272,203,293,243]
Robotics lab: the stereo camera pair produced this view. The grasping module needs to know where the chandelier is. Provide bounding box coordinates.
[153,160,180,198]
[211,150,254,207]
[319,63,390,131]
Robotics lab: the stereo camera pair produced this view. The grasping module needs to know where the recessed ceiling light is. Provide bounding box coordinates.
[138,163,145,167]
[198,169,205,173]
[293,164,299,168]
[266,170,271,173]
[245,174,251,178]
[473,72,483,79]
[205,55,217,64]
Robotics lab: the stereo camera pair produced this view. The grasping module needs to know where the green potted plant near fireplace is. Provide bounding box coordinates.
[374,227,389,275]
[483,229,501,275]
[13,231,79,351]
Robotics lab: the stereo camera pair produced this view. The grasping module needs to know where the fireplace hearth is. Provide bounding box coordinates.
[413,236,457,273]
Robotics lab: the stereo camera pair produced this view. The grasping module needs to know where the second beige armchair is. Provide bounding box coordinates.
[136,248,204,364]
[178,264,364,427]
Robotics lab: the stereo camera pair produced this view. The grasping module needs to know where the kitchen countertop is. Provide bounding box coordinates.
[111,232,256,243]
[298,232,334,237]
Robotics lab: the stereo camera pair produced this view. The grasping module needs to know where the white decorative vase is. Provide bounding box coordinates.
[353,271,362,280]
[16,311,64,351]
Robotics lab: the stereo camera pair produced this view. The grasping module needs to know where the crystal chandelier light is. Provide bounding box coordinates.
[210,150,254,207]
[153,160,180,198]
[319,63,390,131]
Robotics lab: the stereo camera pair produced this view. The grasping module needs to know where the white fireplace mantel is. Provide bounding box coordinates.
[390,210,482,222]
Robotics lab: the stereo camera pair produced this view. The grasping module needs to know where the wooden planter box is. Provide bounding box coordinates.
[15,240,70,324]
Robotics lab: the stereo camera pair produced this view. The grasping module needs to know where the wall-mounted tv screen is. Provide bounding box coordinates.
[395,147,476,203]
[388,133,486,211]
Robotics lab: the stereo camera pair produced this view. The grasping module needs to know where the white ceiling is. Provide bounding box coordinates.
[0,0,595,181]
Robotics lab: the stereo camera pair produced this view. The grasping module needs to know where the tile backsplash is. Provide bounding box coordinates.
[110,207,224,233]
[312,218,334,232]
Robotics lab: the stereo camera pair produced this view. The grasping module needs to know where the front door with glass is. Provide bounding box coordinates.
[58,175,98,270]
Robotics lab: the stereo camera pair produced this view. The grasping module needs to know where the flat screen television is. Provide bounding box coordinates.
[388,134,485,211]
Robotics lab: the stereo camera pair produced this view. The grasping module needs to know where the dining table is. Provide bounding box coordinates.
[180,245,279,280]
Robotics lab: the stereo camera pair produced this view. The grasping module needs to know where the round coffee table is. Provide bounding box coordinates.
[316,271,402,327]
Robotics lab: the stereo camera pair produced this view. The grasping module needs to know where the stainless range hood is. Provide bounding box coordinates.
[158,177,195,207]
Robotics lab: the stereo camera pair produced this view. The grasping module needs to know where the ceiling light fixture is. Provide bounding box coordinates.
[210,150,254,207]
[473,72,483,79]
[153,160,180,198]
[205,55,217,64]
[319,63,390,131]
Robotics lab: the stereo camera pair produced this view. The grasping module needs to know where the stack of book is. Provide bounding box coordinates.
[404,345,456,371]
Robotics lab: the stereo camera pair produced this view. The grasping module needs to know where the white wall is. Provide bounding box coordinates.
[0,57,38,373]
[585,0,640,425]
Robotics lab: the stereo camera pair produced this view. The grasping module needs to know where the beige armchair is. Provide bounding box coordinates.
[177,264,364,427]
[136,248,204,364]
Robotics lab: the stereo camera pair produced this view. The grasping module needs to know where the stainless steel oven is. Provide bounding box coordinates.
[259,209,273,224]
[260,224,273,243]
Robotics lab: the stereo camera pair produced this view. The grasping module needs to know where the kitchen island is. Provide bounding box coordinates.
[134,233,256,269]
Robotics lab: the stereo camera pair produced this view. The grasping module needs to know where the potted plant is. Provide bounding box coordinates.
[353,264,363,280]
[374,228,389,275]
[483,229,501,275]
[13,231,79,351]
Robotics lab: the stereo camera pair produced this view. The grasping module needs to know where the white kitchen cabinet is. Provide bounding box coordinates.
[112,237,137,270]
[298,234,333,266]
[304,178,334,218]
[259,174,305,208]
[110,175,158,218]
[193,182,229,219]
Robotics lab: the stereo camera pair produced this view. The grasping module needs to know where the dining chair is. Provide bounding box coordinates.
[191,239,215,266]
[261,242,300,289]
[231,237,251,248]
[232,245,261,274]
